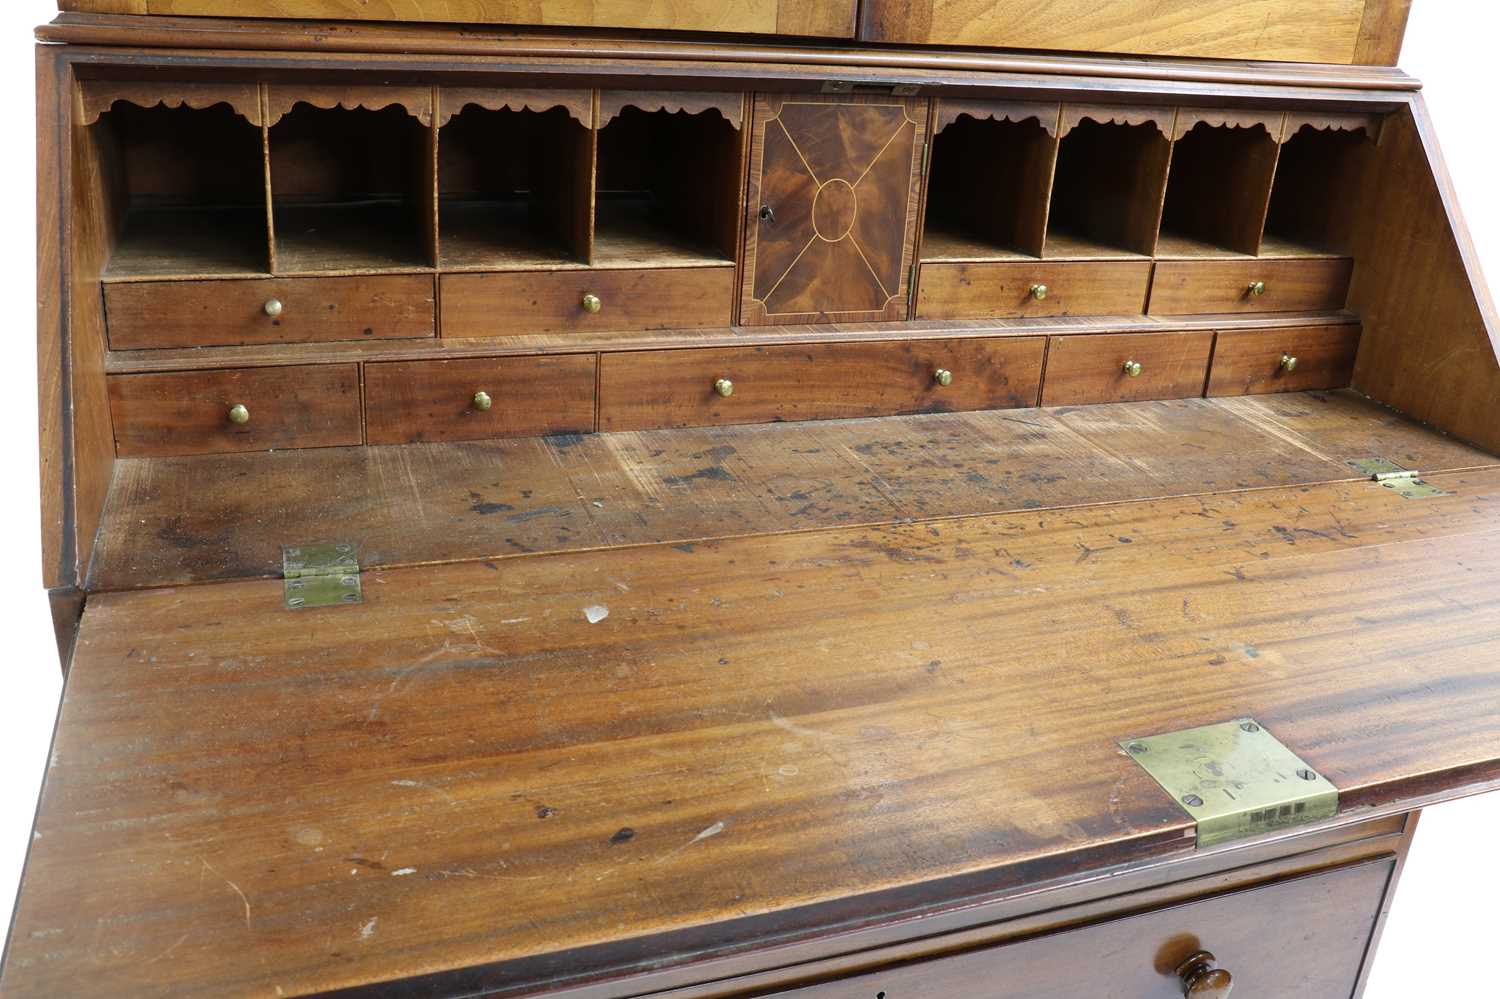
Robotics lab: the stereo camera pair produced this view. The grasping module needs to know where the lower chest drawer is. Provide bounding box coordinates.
[365,355,598,444]
[107,365,363,457]
[1148,258,1353,315]
[1208,324,1362,397]
[599,338,1045,431]
[441,267,735,337]
[916,260,1152,320]
[763,856,1393,998]
[104,275,437,350]
[1042,331,1214,405]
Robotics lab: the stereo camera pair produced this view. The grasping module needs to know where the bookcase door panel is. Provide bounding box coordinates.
[741,95,927,326]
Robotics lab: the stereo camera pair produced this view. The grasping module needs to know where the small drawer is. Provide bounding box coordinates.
[108,364,362,457]
[1208,324,1362,397]
[365,355,598,444]
[763,857,1393,998]
[104,276,436,350]
[1042,331,1213,406]
[599,337,1045,432]
[441,267,735,337]
[1148,258,1353,316]
[916,260,1152,320]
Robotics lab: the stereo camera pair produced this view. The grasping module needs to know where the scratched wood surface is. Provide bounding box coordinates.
[10,461,1500,997]
[85,390,1497,591]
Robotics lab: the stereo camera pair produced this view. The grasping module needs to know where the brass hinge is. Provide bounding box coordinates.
[1347,458,1452,499]
[283,543,363,610]
[1121,718,1338,848]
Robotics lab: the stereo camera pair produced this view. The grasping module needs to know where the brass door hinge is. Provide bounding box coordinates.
[1347,458,1452,499]
[283,543,362,610]
[1121,718,1338,848]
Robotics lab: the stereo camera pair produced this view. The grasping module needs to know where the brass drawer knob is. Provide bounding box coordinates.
[263,298,284,318]
[1029,283,1049,301]
[933,368,954,387]
[1279,353,1299,373]
[227,404,250,425]
[1123,359,1144,378]
[714,378,734,398]
[1176,951,1233,998]
[1247,280,1267,297]
[581,293,603,314]
[472,391,493,412]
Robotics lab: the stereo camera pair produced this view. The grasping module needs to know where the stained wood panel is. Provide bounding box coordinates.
[916,260,1150,320]
[83,390,1496,591]
[1208,325,1361,397]
[104,275,436,349]
[64,0,859,37]
[10,466,1500,997]
[440,268,734,337]
[599,338,1044,431]
[107,364,362,456]
[858,0,1396,65]
[1149,259,1353,315]
[741,94,927,325]
[365,355,596,444]
[768,859,1393,998]
[1041,331,1214,405]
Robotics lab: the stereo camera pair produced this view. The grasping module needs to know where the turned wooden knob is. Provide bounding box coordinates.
[1279,353,1299,373]
[714,378,734,398]
[581,293,602,314]
[1247,280,1267,297]
[227,404,250,425]
[1123,359,1144,378]
[1176,951,1233,998]
[933,368,953,387]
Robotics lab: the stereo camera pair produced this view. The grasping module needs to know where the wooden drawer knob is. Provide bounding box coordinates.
[714,378,734,398]
[1247,280,1267,297]
[227,404,250,426]
[581,293,603,314]
[1029,283,1049,301]
[1176,951,1233,998]
[472,391,493,412]
[263,298,284,318]
[1279,353,1299,373]
[1123,359,1144,378]
[933,368,954,387]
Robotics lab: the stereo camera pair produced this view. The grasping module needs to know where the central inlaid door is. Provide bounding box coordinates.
[740,93,929,325]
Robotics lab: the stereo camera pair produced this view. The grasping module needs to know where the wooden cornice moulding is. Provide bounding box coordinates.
[1173,107,1287,141]
[436,87,592,127]
[933,98,1061,136]
[597,90,744,129]
[78,79,262,125]
[1058,104,1172,140]
[1284,110,1386,142]
[265,84,435,127]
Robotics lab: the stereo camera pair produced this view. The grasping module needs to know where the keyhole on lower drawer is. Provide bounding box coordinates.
[759,205,775,223]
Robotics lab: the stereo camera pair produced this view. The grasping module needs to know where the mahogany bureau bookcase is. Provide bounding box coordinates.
[7,1,1500,996]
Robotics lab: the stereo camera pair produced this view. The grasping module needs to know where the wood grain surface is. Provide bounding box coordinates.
[441,268,734,337]
[1041,331,1214,405]
[1149,258,1353,315]
[105,275,436,349]
[10,462,1500,997]
[916,260,1150,320]
[84,390,1497,591]
[107,364,363,456]
[1207,325,1361,397]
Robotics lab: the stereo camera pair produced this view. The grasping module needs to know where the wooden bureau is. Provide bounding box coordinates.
[10,1,1500,997]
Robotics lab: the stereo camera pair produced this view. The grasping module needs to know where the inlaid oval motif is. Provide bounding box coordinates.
[812,179,858,241]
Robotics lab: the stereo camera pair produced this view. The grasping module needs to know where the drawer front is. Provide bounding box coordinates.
[441,268,735,338]
[599,338,1045,432]
[365,355,597,444]
[764,856,1393,998]
[1148,258,1353,315]
[108,365,362,457]
[916,260,1152,320]
[1042,332,1213,405]
[105,276,436,350]
[1208,324,1362,397]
